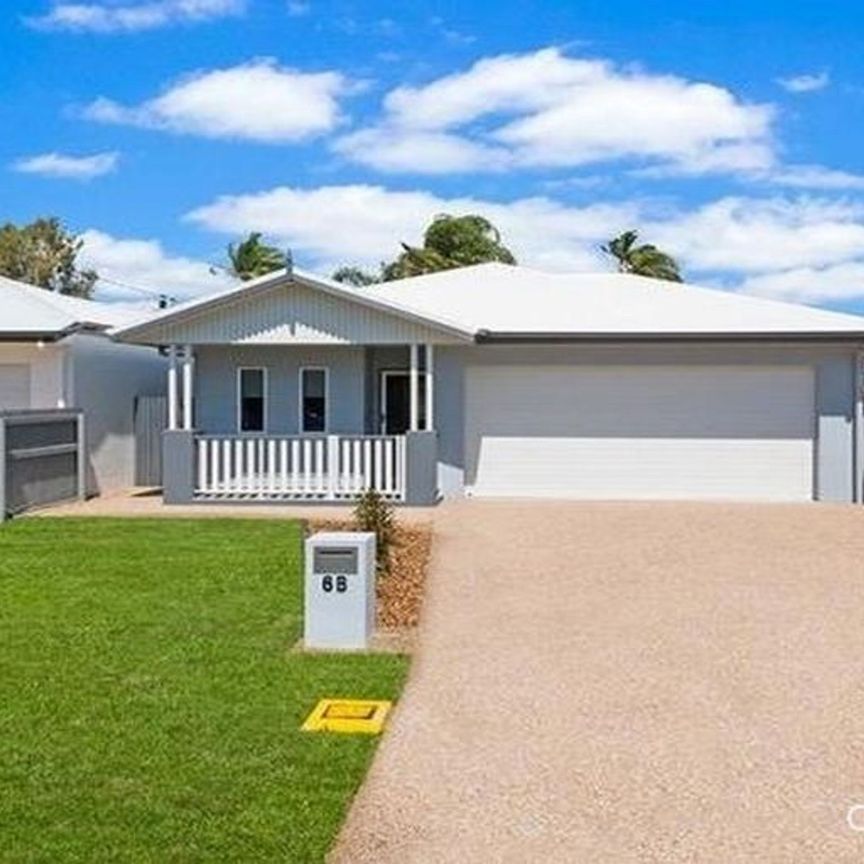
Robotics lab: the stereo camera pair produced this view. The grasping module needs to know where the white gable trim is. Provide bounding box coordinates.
[115,269,475,345]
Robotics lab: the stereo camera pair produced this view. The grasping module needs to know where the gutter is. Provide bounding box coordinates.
[0,321,112,344]
[475,330,864,344]
[0,331,65,343]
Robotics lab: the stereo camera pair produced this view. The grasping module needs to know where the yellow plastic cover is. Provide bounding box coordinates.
[301,699,393,734]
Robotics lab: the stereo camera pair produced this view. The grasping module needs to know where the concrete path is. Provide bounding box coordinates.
[33,488,436,523]
[331,500,864,863]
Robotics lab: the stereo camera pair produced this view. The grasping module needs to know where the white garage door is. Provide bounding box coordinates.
[465,365,815,501]
[0,365,31,410]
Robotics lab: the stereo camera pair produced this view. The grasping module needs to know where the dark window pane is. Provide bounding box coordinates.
[242,397,264,431]
[302,369,327,432]
[239,369,265,432]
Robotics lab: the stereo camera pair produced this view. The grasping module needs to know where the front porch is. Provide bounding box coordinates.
[162,342,440,505]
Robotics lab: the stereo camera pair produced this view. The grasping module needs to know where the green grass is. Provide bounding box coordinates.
[0,518,408,864]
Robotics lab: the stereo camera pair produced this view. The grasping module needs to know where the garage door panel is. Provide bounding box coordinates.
[474,438,812,500]
[466,366,814,501]
[468,367,813,439]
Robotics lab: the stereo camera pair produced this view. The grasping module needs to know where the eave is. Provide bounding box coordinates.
[475,330,864,344]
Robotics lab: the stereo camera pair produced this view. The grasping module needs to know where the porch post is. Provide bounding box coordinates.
[167,345,179,431]
[181,344,194,431]
[162,429,195,504]
[409,343,419,432]
[425,344,434,431]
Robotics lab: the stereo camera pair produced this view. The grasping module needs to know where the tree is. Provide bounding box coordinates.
[0,218,97,298]
[227,232,286,281]
[382,214,516,281]
[331,213,517,285]
[331,265,380,287]
[601,230,682,282]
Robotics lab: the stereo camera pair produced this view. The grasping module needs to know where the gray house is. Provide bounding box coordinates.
[114,262,864,505]
[0,275,165,495]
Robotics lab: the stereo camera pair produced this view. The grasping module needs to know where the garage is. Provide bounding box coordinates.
[0,365,31,410]
[465,365,815,501]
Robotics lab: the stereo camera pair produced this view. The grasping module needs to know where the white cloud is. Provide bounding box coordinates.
[26,0,245,32]
[741,262,864,303]
[185,183,634,273]
[186,184,864,304]
[429,17,476,47]
[335,48,775,176]
[11,151,119,179]
[286,0,310,15]
[84,58,353,142]
[79,229,235,302]
[776,71,830,94]
[761,164,864,191]
[334,129,511,173]
[650,197,864,274]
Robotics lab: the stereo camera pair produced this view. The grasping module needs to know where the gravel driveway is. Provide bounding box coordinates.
[331,500,864,863]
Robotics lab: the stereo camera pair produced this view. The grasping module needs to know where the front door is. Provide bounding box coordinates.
[381,372,425,434]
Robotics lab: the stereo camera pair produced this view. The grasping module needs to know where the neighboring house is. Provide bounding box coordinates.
[0,276,165,494]
[114,262,864,505]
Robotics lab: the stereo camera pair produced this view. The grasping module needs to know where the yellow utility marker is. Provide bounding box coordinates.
[302,699,392,734]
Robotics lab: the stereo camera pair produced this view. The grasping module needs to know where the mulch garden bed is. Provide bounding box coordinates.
[307,519,432,631]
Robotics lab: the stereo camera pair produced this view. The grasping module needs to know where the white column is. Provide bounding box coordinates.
[167,345,179,431]
[182,344,194,431]
[425,344,434,431]
[409,343,419,432]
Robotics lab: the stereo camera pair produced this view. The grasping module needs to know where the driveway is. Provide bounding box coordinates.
[331,500,864,863]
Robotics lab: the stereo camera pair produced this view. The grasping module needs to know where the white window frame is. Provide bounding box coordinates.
[299,366,329,434]
[236,366,268,434]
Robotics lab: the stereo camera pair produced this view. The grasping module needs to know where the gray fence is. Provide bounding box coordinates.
[134,395,167,487]
[0,410,85,521]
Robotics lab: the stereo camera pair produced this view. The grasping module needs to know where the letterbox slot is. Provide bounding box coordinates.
[313,548,358,575]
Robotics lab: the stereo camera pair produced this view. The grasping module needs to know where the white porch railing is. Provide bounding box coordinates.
[194,434,406,501]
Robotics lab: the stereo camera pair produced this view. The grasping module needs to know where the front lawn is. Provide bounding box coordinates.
[0,518,407,863]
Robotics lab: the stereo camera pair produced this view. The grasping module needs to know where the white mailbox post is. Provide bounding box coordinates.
[304,532,376,650]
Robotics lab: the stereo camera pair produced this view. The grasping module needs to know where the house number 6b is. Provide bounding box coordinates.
[321,575,348,593]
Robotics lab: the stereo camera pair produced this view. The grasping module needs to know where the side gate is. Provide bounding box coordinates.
[0,410,85,521]
[134,395,167,487]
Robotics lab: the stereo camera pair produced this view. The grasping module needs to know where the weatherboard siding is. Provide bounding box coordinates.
[194,345,366,435]
[143,282,461,346]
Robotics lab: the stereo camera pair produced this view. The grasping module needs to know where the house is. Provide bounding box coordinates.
[0,275,165,494]
[113,262,864,505]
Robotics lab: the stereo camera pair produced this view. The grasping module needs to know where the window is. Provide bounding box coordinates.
[300,367,328,433]
[238,368,266,432]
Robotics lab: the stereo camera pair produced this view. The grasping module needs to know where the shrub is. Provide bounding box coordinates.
[353,489,396,572]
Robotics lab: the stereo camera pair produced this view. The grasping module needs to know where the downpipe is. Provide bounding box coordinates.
[856,349,864,504]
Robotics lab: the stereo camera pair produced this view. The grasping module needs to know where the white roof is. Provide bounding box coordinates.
[114,262,864,344]
[363,263,864,337]
[0,275,141,337]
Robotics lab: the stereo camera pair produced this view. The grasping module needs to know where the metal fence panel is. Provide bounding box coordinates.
[1,410,84,520]
[134,395,167,487]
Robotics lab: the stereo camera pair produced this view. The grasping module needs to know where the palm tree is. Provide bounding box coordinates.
[227,232,286,281]
[601,230,682,282]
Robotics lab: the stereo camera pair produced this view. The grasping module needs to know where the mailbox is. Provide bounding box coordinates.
[304,532,376,650]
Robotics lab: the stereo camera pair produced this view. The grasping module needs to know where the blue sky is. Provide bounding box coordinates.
[3,0,864,310]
